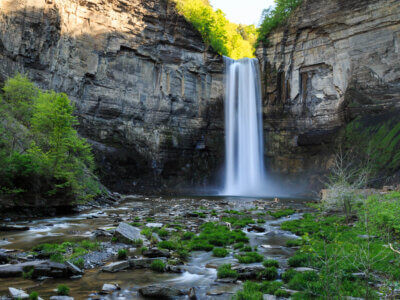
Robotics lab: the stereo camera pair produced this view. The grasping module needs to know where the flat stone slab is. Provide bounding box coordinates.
[50,297,74,300]
[139,285,185,299]
[294,267,318,272]
[129,258,166,269]
[102,283,120,292]
[102,261,129,273]
[146,223,163,228]
[114,223,141,243]
[9,287,29,299]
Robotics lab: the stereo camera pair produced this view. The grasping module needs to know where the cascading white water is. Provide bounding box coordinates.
[222,57,269,196]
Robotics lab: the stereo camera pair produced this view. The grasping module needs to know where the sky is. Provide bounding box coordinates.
[209,0,275,26]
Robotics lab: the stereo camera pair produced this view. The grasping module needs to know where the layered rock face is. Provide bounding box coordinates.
[0,0,225,193]
[257,0,400,188]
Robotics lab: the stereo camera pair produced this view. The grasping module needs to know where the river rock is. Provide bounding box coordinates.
[294,267,318,273]
[232,265,264,279]
[102,283,120,292]
[0,261,70,278]
[248,225,266,233]
[92,229,112,238]
[129,258,166,269]
[114,223,142,243]
[263,295,277,300]
[146,223,163,228]
[0,225,30,231]
[142,248,170,258]
[102,261,129,273]
[139,285,185,299]
[9,287,29,299]
[65,261,83,275]
[50,297,74,300]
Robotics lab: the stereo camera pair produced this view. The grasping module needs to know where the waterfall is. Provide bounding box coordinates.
[222,57,269,196]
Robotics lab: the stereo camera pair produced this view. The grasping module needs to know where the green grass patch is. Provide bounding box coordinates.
[235,252,263,264]
[268,208,295,219]
[213,247,229,257]
[217,264,238,279]
[150,259,166,272]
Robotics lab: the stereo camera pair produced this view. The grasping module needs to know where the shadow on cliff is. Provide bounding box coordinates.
[0,1,226,195]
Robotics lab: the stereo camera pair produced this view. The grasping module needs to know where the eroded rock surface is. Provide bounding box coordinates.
[0,0,224,194]
[256,0,400,189]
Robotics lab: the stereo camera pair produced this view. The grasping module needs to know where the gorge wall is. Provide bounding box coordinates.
[257,0,400,190]
[0,0,225,193]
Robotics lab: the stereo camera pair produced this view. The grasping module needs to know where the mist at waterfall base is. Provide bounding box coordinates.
[219,57,288,197]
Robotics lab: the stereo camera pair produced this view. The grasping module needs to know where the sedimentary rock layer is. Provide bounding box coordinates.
[0,0,225,193]
[256,0,400,188]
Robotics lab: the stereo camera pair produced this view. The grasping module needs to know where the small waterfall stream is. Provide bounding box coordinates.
[222,57,269,196]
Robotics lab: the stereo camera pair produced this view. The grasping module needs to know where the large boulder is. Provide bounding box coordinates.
[114,223,142,243]
[142,248,170,258]
[129,258,167,269]
[0,260,75,278]
[102,261,130,273]
[139,285,185,299]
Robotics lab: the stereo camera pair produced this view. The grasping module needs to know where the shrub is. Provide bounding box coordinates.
[72,258,84,269]
[282,268,298,283]
[287,271,319,291]
[150,259,166,272]
[234,242,244,249]
[235,252,263,264]
[158,229,169,238]
[268,209,295,219]
[29,292,39,300]
[182,231,195,240]
[288,252,311,268]
[177,249,190,260]
[274,289,290,297]
[158,240,177,250]
[217,264,238,279]
[258,0,302,45]
[213,247,229,257]
[286,239,303,247]
[259,281,283,294]
[258,267,278,281]
[263,259,279,268]
[57,284,70,296]
[117,249,128,259]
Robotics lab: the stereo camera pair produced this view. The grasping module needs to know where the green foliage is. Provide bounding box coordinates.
[158,240,178,250]
[233,281,283,300]
[235,252,263,264]
[182,231,195,240]
[344,115,400,173]
[258,0,302,45]
[268,208,295,218]
[174,0,255,59]
[282,268,298,283]
[117,249,128,259]
[57,284,70,296]
[212,247,229,257]
[286,238,303,247]
[22,266,34,279]
[150,259,166,272]
[258,266,278,280]
[263,259,279,268]
[217,264,238,279]
[0,74,101,201]
[72,258,84,269]
[29,292,39,300]
[32,240,100,263]
[157,229,169,238]
[221,216,254,228]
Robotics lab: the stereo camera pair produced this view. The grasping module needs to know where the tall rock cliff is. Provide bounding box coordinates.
[0,0,225,193]
[257,0,400,189]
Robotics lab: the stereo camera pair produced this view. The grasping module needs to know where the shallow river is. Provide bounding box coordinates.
[0,195,312,299]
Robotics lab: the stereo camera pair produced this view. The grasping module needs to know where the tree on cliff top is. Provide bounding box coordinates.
[173,0,256,59]
[258,0,302,45]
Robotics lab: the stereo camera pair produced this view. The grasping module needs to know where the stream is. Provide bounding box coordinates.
[0,195,312,299]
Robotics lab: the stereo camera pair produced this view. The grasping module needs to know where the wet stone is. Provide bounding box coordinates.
[142,248,170,258]
[139,285,185,299]
[102,261,129,273]
[102,283,120,292]
[8,287,29,299]
[114,223,142,243]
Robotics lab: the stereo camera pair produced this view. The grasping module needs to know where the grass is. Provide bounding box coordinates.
[221,216,255,228]
[268,208,295,219]
[213,247,229,257]
[72,258,84,269]
[217,264,238,279]
[117,249,128,259]
[235,252,263,264]
[286,238,303,247]
[233,281,284,300]
[263,259,279,268]
[29,292,39,300]
[158,240,178,250]
[258,266,278,280]
[150,259,166,272]
[57,284,70,296]
[32,240,100,263]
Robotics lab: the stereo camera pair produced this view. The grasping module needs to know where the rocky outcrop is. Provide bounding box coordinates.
[257,0,400,189]
[0,0,225,193]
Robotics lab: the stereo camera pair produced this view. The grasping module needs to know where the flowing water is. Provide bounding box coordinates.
[222,58,274,197]
[0,195,311,299]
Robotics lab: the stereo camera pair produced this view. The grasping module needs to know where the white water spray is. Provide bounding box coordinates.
[222,57,272,196]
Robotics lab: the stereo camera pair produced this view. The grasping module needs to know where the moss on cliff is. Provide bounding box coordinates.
[344,112,400,175]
